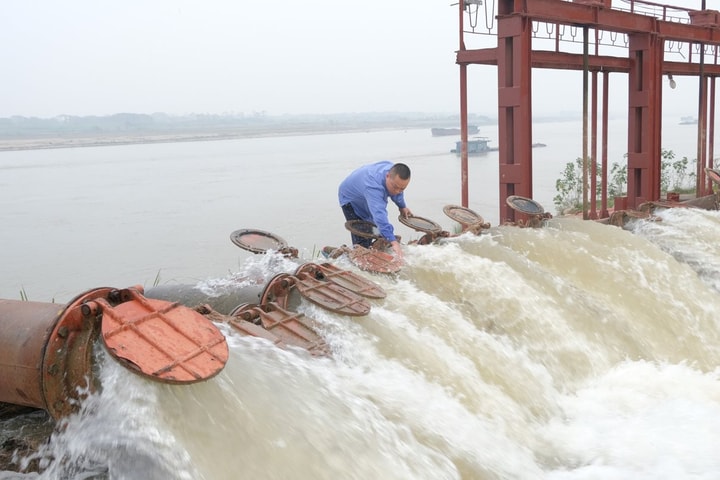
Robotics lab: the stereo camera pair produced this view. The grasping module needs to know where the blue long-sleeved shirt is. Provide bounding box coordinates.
[338,161,406,242]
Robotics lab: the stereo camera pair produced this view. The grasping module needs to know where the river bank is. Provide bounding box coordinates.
[0,112,501,152]
[0,125,412,152]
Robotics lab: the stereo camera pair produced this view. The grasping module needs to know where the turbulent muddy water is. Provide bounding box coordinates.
[2,124,720,479]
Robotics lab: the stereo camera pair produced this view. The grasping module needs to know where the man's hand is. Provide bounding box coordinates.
[399,207,413,219]
[391,240,403,258]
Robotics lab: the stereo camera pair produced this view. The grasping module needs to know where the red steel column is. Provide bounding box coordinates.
[497,1,533,223]
[600,71,610,218]
[626,32,663,208]
[591,70,599,219]
[460,64,469,207]
[698,74,709,195]
[708,78,716,195]
[459,0,469,207]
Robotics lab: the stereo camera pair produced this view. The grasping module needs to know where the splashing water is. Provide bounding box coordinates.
[5,213,720,479]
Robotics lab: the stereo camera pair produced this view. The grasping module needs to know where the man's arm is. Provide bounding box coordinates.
[366,184,397,242]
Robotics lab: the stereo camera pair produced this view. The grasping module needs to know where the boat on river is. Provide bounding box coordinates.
[431,125,479,136]
[450,137,497,155]
[451,138,546,155]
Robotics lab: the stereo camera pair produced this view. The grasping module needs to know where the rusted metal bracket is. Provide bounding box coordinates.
[412,230,452,245]
[501,212,553,228]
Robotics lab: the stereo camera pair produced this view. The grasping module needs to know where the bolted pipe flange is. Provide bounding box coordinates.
[42,287,114,419]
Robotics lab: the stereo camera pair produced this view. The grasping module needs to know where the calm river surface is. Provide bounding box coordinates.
[0,118,702,302]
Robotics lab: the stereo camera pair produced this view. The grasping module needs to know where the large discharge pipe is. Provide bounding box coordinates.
[144,284,264,314]
[0,289,106,419]
[0,285,230,419]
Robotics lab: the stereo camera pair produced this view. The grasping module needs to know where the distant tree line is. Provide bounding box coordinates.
[0,112,497,139]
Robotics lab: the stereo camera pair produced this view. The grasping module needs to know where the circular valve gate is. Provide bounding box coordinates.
[230,229,288,254]
[443,204,484,227]
[344,219,381,239]
[398,214,443,234]
[506,195,545,215]
[98,288,228,384]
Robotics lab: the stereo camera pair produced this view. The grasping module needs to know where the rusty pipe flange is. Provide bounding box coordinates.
[344,220,381,239]
[42,287,117,419]
[228,302,262,323]
[415,233,437,245]
[706,167,720,185]
[294,262,324,281]
[467,222,491,235]
[259,273,296,309]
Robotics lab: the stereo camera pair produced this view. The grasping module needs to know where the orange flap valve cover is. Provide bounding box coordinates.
[97,288,229,384]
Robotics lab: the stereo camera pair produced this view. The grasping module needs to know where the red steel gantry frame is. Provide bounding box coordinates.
[456,0,720,221]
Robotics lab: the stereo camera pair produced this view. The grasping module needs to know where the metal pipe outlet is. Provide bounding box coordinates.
[144,284,264,314]
[0,288,107,419]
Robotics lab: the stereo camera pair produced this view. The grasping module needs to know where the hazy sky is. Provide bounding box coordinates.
[1,1,718,118]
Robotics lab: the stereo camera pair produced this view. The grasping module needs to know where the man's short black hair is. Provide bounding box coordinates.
[391,163,411,180]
